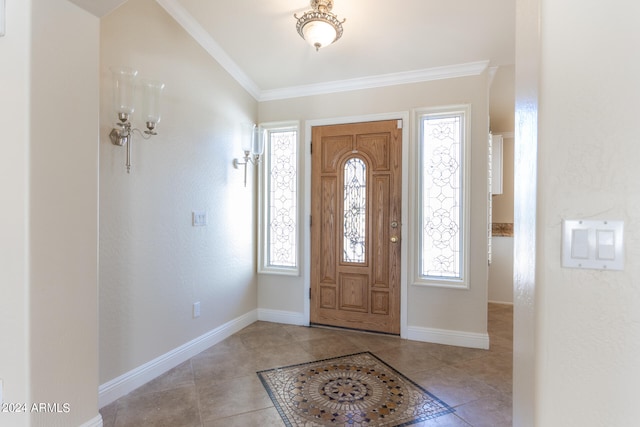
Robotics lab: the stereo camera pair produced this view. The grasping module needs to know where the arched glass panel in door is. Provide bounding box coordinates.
[343,157,367,263]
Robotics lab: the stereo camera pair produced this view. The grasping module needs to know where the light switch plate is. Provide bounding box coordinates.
[562,220,624,270]
[193,301,201,318]
[192,211,207,227]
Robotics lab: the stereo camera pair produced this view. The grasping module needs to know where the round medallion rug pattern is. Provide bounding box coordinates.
[257,352,454,426]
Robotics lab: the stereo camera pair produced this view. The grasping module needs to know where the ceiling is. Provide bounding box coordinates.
[71,0,515,114]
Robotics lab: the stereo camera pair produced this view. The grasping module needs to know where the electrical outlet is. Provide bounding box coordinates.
[193,302,201,318]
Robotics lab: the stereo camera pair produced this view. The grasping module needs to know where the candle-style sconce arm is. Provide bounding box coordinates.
[109,113,159,174]
[233,150,263,187]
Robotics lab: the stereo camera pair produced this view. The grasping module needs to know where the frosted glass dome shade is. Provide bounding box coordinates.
[302,20,337,50]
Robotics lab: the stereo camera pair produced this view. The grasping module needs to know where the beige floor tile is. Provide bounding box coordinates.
[202,407,285,427]
[343,331,405,353]
[100,305,513,426]
[295,335,363,360]
[411,365,505,408]
[197,374,274,422]
[128,360,194,398]
[114,385,200,427]
[239,328,298,350]
[412,412,473,426]
[374,346,447,376]
[280,324,344,342]
[99,401,117,427]
[191,346,258,383]
[454,393,513,427]
[454,351,513,395]
[252,345,317,371]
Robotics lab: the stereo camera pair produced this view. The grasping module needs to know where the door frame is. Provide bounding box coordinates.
[303,111,410,338]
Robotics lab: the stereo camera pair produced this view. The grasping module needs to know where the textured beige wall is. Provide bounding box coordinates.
[100,0,258,385]
[534,0,640,424]
[259,73,490,335]
[30,1,100,425]
[0,1,31,425]
[514,0,640,425]
[0,0,101,425]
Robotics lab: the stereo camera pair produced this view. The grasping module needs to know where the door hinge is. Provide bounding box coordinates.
[310,142,313,154]
[397,119,403,129]
[309,288,312,299]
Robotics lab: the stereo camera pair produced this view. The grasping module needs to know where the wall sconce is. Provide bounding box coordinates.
[233,125,265,187]
[109,67,164,173]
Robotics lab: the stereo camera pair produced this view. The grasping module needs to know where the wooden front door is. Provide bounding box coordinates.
[310,120,402,335]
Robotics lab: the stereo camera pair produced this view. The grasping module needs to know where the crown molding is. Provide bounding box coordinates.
[156,0,490,103]
[155,0,261,100]
[259,60,491,102]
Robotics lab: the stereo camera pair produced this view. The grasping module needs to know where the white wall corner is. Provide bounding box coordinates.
[407,325,490,350]
[98,310,258,408]
[257,309,305,326]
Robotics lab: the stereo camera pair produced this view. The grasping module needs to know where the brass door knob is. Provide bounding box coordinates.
[390,236,399,243]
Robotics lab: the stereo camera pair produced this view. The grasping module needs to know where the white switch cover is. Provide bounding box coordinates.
[562,220,624,270]
[571,229,590,259]
[597,230,616,260]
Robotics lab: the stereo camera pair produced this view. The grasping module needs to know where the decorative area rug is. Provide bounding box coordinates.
[257,352,454,426]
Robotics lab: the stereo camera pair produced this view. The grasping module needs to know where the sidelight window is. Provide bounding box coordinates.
[416,106,470,287]
[259,123,299,274]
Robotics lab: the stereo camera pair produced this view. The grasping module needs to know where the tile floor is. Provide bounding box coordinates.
[100,303,512,426]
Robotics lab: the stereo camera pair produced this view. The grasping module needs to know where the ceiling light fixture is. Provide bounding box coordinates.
[294,0,346,51]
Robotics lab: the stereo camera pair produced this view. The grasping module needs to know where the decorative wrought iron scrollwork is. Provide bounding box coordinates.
[343,157,367,263]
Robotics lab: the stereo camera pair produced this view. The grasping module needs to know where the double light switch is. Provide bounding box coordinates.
[562,220,624,270]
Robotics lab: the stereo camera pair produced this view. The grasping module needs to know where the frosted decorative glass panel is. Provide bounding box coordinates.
[343,158,367,263]
[267,130,297,267]
[421,115,463,278]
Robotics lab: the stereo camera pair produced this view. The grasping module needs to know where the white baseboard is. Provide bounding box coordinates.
[407,325,490,349]
[99,309,258,408]
[79,414,103,427]
[257,308,305,325]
